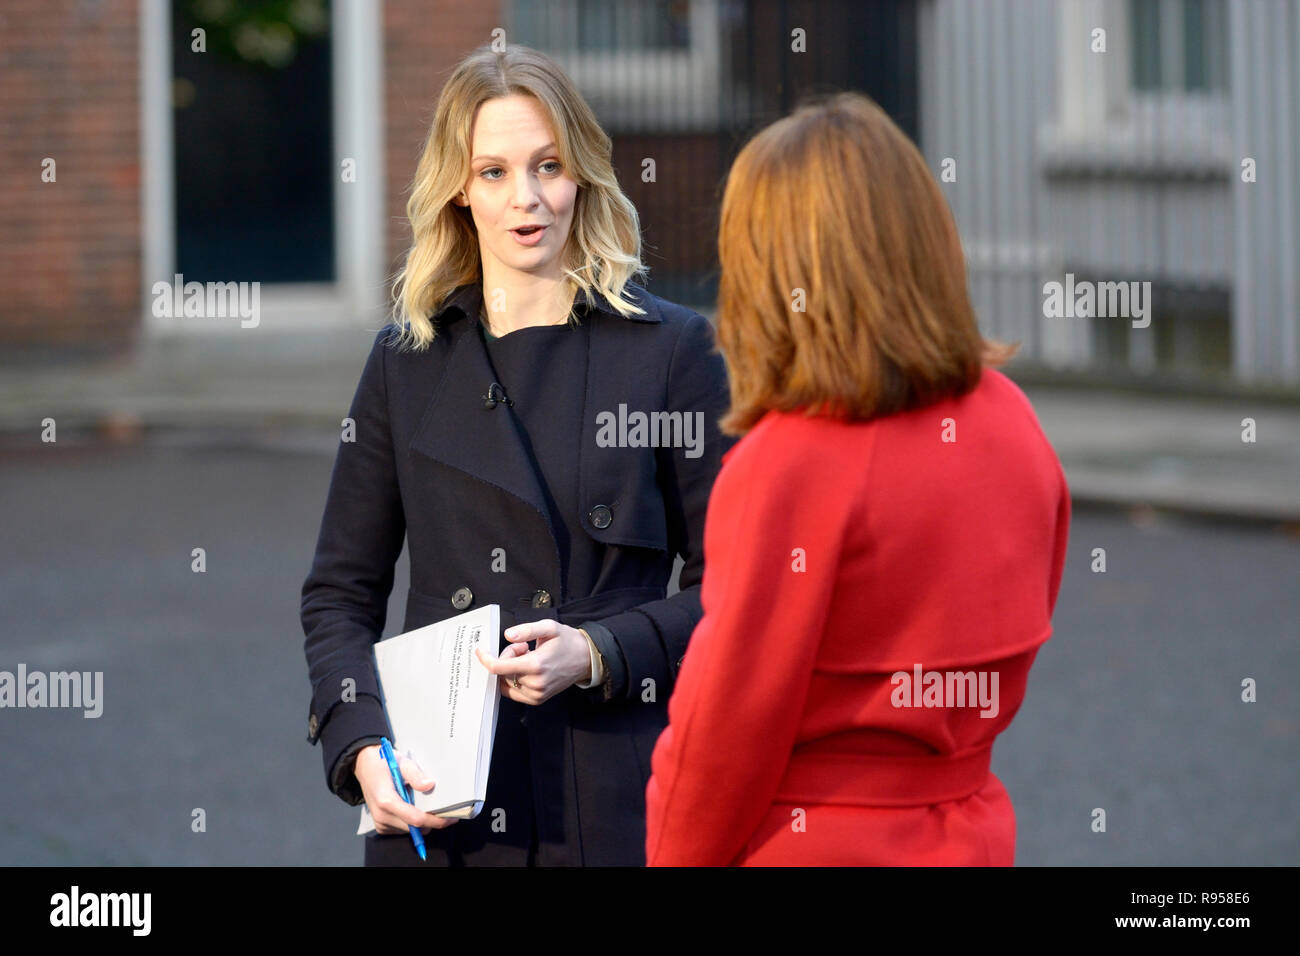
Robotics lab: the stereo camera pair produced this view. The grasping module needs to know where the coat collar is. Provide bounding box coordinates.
[431,279,661,328]
[408,279,665,577]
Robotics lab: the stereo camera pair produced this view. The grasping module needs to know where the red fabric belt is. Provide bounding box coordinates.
[772,743,994,808]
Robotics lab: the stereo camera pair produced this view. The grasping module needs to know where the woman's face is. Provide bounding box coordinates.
[456,94,578,282]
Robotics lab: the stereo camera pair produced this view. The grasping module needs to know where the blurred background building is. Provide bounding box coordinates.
[923,0,1297,388]
[1,0,1296,390]
[1,0,1296,869]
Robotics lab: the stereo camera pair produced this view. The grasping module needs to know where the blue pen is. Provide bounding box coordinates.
[379,736,427,861]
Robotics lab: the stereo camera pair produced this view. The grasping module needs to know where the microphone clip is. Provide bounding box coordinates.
[483,382,513,409]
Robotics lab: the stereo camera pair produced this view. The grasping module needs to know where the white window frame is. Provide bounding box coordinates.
[506,0,724,132]
[139,0,386,335]
[1040,0,1231,175]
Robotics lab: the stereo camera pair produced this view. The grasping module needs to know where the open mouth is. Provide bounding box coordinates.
[510,224,547,246]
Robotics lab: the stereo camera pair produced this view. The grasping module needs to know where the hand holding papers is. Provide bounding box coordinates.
[357,604,501,836]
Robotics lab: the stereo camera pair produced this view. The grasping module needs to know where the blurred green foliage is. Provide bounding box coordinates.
[181,0,329,69]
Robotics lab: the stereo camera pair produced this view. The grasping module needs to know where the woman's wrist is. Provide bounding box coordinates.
[576,627,605,688]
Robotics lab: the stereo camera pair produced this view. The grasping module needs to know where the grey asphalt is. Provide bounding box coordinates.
[0,327,1297,865]
[0,433,1296,865]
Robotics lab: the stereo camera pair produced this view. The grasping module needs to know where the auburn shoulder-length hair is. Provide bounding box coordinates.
[715,91,1016,435]
[389,44,646,351]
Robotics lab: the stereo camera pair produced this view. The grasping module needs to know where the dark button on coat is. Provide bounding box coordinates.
[301,280,735,865]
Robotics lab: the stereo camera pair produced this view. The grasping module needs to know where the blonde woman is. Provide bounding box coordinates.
[301,44,733,866]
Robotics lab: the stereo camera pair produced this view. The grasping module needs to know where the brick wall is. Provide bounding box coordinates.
[383,1,506,285]
[0,0,140,355]
[0,1,619,353]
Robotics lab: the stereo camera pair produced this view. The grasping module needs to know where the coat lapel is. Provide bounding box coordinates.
[577,284,664,545]
[408,303,553,529]
[408,280,663,556]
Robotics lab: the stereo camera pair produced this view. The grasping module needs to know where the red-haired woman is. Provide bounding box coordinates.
[645,92,1070,865]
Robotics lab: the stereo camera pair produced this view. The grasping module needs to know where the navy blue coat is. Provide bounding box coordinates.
[301,281,735,865]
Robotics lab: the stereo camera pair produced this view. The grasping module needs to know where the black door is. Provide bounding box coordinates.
[171,0,335,284]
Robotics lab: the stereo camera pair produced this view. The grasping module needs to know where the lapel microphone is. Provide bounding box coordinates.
[483,382,513,409]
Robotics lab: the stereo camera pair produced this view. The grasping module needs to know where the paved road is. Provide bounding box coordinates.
[0,435,1296,865]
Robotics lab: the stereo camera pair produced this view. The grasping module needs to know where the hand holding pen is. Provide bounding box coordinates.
[352,739,459,856]
[379,737,426,861]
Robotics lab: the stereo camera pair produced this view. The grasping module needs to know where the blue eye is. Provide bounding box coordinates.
[479,161,560,181]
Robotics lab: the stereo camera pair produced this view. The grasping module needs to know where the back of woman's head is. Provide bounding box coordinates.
[716,91,1015,435]
[390,43,645,350]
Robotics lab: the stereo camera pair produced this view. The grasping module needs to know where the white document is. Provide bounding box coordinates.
[357,603,501,835]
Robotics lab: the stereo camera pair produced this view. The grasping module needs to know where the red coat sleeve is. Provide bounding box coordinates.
[644,418,865,865]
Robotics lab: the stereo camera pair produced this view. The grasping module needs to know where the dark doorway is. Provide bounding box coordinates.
[739,0,919,143]
[171,0,335,284]
[512,0,920,306]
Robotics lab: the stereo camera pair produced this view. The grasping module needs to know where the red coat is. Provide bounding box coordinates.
[645,367,1070,865]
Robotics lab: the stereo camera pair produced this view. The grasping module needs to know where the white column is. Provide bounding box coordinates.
[140,0,176,333]
[333,0,387,324]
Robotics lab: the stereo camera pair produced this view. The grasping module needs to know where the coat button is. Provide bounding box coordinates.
[307,713,319,738]
[530,589,552,608]
[589,504,613,529]
[451,587,473,610]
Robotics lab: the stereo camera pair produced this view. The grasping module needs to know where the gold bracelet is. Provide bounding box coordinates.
[577,627,606,685]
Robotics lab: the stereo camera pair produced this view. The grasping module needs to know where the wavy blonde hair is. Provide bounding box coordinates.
[716,92,1017,435]
[388,43,646,351]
